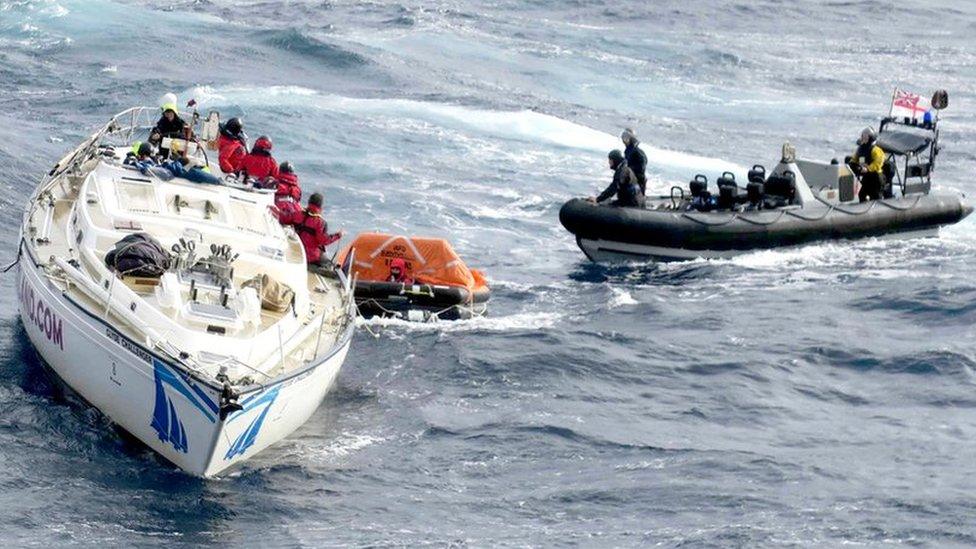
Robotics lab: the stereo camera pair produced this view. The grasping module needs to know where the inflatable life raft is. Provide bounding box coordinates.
[561,92,972,262]
[335,233,489,321]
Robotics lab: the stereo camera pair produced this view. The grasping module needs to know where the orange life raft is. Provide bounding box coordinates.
[336,233,490,321]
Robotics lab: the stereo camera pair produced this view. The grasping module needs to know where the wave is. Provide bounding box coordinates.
[186,85,746,179]
[256,28,369,69]
[801,346,976,377]
[850,285,976,324]
[425,422,676,454]
[608,287,638,308]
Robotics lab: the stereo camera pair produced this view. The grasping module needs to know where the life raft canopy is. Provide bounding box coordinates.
[336,232,488,291]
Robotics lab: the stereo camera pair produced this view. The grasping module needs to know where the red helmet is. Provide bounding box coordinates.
[254,135,273,152]
[390,258,407,270]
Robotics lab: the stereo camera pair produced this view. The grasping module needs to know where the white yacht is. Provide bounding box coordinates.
[16,105,356,476]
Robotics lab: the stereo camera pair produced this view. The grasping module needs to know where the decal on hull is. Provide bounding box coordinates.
[224,386,281,460]
[151,359,217,453]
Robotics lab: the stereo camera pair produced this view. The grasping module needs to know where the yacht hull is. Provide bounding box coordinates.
[18,242,352,476]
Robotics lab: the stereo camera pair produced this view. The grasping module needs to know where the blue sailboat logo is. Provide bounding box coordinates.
[150,359,218,454]
[224,386,281,460]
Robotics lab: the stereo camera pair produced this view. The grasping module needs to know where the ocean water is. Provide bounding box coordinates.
[2,0,976,546]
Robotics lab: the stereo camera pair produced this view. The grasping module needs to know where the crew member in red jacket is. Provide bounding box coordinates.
[274,161,303,225]
[238,135,279,185]
[387,257,414,285]
[217,117,247,173]
[294,193,343,271]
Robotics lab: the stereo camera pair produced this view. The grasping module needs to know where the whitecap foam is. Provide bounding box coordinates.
[358,311,562,334]
[184,84,745,179]
[39,3,69,18]
[608,287,638,308]
[292,433,386,466]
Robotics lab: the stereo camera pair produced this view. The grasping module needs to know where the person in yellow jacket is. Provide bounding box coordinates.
[850,127,885,202]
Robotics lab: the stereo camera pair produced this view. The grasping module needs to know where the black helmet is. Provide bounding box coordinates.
[280,161,294,174]
[137,142,153,157]
[309,192,324,208]
[608,149,624,163]
[225,117,243,135]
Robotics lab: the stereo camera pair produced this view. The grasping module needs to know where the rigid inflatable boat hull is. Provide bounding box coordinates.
[560,194,971,262]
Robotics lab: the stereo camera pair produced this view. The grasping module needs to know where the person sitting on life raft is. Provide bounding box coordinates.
[293,193,343,273]
[589,149,645,208]
[217,117,247,173]
[238,135,279,186]
[387,257,414,285]
[621,128,648,195]
[849,127,885,203]
[273,161,303,225]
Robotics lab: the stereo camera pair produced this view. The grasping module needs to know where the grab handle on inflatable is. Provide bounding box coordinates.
[722,171,736,181]
[693,174,708,183]
[670,186,685,209]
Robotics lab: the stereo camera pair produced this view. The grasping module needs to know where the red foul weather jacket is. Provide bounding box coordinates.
[274,172,303,224]
[293,204,340,264]
[238,150,279,181]
[218,134,246,173]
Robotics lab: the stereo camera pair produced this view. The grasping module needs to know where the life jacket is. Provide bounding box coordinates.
[272,172,302,224]
[238,150,279,180]
[218,134,246,173]
[275,172,302,201]
[294,208,327,263]
[854,142,884,174]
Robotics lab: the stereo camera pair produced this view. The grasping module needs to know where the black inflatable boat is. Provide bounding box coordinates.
[561,93,972,262]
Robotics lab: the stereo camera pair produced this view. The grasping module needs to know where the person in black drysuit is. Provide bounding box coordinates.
[590,149,645,207]
[149,104,188,158]
[150,108,187,141]
[621,128,648,194]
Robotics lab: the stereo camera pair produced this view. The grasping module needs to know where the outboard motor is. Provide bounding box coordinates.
[716,171,739,210]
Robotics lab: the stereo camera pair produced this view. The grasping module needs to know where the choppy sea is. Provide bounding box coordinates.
[2,0,976,546]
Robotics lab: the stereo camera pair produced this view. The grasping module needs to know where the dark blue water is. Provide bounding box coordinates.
[3,0,976,545]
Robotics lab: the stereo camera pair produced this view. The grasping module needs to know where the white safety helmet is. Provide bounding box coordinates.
[621,127,637,145]
[159,92,178,113]
[859,126,876,145]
